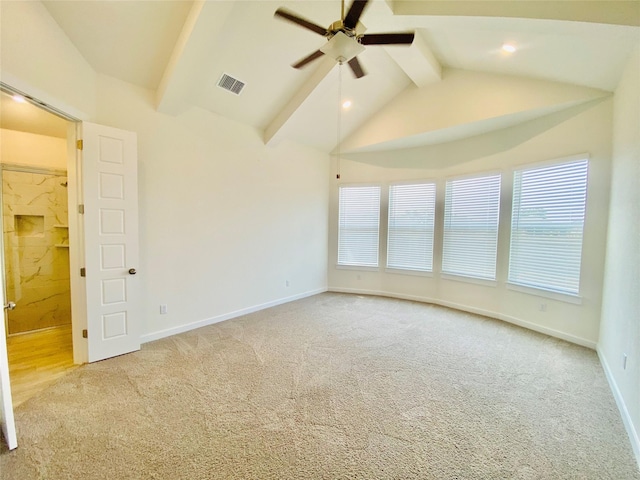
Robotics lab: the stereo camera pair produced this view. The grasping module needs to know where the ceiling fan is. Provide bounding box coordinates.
[274,0,414,78]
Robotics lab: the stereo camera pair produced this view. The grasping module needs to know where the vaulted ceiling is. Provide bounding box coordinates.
[12,1,640,153]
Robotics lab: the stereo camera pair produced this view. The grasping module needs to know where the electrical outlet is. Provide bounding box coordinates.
[623,353,628,370]
[160,304,168,315]
[285,280,290,287]
[539,303,547,312]
[357,274,361,280]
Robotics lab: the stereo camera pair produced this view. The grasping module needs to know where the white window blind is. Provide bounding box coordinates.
[508,159,588,295]
[338,185,381,267]
[387,183,436,272]
[442,174,501,280]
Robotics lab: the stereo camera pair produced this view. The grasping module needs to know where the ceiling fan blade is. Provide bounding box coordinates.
[348,56,366,79]
[343,0,369,30]
[292,50,325,69]
[274,8,328,36]
[360,33,415,45]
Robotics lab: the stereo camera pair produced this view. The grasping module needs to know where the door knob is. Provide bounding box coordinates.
[4,301,16,310]
[128,268,137,275]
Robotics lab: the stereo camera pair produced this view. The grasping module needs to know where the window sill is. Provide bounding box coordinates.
[335,264,380,272]
[441,273,497,287]
[385,268,433,278]
[506,282,583,305]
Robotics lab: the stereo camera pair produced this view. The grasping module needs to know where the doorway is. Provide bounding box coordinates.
[1,85,142,449]
[0,88,77,407]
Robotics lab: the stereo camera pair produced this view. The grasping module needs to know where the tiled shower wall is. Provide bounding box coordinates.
[2,170,71,334]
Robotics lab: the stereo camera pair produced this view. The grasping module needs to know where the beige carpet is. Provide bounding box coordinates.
[1,293,638,479]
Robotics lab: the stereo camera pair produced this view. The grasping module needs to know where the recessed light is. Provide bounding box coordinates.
[502,44,517,53]
[12,94,26,103]
[342,100,352,109]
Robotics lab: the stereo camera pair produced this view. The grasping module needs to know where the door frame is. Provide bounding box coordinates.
[0,163,17,450]
[67,121,88,364]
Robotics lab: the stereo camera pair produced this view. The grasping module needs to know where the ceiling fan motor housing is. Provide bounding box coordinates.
[328,20,358,38]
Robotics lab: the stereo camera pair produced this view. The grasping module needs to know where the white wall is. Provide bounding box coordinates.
[0,2,330,341]
[0,129,67,170]
[0,1,96,119]
[329,95,613,348]
[599,44,640,466]
[95,75,329,340]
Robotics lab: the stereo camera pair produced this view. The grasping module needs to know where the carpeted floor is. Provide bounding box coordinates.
[1,293,638,479]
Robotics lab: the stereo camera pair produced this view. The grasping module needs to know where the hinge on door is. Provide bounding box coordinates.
[80,267,86,277]
[78,204,85,214]
[82,329,88,339]
[77,139,83,150]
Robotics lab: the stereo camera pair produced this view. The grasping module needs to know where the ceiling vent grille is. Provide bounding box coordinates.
[217,73,245,95]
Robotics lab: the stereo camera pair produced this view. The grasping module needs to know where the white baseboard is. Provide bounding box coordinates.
[442,299,596,349]
[140,287,328,344]
[597,346,640,470]
[328,287,596,349]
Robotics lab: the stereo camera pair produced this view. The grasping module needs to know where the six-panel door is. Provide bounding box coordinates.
[82,122,141,362]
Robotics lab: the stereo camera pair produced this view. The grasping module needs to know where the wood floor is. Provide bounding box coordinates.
[6,324,78,408]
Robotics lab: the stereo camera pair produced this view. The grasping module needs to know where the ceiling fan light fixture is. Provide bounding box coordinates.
[320,31,365,63]
[342,100,352,109]
[502,43,517,53]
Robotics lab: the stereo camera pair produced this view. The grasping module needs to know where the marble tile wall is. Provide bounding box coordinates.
[2,170,71,334]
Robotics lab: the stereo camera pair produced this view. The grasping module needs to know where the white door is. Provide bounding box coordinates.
[0,305,16,450]
[81,122,141,363]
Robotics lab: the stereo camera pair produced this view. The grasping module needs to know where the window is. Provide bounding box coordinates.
[338,185,381,267]
[508,158,588,296]
[387,183,436,272]
[442,173,501,280]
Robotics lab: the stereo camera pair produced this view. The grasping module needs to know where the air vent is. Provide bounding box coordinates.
[217,73,245,95]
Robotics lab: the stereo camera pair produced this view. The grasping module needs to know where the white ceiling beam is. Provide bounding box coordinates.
[390,1,640,27]
[156,1,234,115]
[384,30,441,88]
[263,56,336,146]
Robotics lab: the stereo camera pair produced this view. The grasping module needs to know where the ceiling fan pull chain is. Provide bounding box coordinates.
[336,62,343,180]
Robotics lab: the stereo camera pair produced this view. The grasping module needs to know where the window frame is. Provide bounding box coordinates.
[336,183,382,270]
[441,171,502,283]
[386,180,437,276]
[507,155,589,299]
